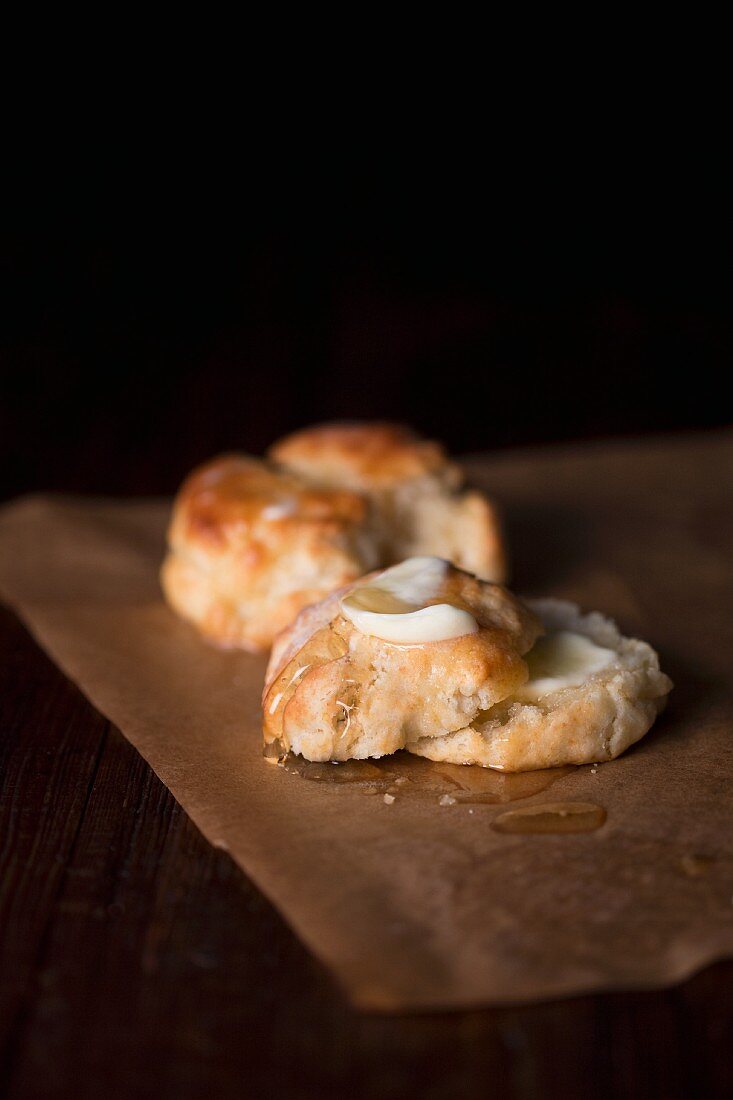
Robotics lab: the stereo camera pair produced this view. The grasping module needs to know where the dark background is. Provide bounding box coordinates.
[2,144,733,1100]
[1,153,730,501]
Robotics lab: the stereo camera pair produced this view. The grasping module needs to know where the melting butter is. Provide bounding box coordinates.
[513,630,616,703]
[340,557,478,644]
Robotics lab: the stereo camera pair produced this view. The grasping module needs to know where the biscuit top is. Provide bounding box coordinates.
[169,454,367,551]
[269,422,457,490]
[340,557,479,643]
[265,560,542,700]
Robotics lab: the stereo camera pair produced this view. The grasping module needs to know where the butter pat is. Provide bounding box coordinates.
[513,630,616,703]
[341,603,479,645]
[340,557,478,644]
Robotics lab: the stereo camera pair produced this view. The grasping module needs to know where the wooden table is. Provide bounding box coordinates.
[1,434,732,1100]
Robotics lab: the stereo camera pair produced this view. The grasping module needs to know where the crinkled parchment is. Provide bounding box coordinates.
[1,432,732,1011]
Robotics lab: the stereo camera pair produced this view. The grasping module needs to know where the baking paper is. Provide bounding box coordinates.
[1,432,731,1011]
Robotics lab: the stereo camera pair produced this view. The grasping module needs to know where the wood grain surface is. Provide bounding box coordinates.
[1,432,732,1099]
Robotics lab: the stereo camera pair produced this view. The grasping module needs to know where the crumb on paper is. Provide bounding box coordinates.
[439,794,456,806]
[383,793,395,805]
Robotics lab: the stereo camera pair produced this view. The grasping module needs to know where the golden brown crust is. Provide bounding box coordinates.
[262,563,541,760]
[265,584,356,691]
[163,422,508,650]
[169,454,368,549]
[269,422,457,490]
[162,455,378,650]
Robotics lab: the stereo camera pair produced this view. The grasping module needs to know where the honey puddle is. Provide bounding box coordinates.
[277,750,577,806]
[491,802,606,834]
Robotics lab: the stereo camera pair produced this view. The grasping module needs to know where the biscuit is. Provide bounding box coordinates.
[263,566,672,769]
[164,423,508,650]
[269,422,506,581]
[408,598,673,770]
[161,455,379,650]
[262,558,541,761]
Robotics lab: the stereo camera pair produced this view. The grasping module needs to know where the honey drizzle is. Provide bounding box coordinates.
[277,751,578,806]
[491,802,606,834]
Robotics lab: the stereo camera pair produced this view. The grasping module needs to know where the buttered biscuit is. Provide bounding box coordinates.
[263,558,540,761]
[408,598,673,770]
[263,561,672,770]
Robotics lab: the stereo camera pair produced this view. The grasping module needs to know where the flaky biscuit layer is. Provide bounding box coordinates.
[270,421,506,581]
[263,585,672,770]
[408,599,673,770]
